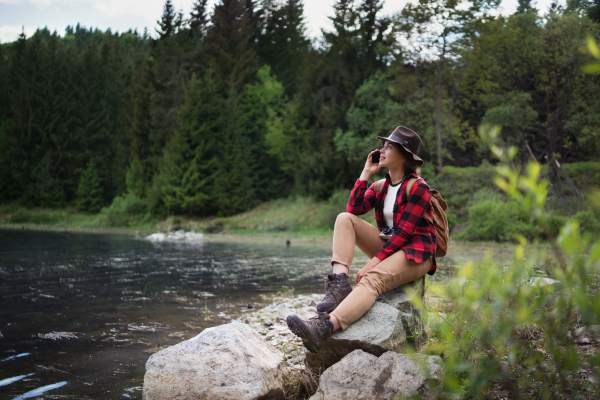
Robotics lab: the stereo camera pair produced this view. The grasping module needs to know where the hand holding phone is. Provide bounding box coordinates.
[371,150,380,164]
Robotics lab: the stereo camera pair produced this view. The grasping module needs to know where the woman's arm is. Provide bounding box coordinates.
[347,150,381,215]
[374,181,431,261]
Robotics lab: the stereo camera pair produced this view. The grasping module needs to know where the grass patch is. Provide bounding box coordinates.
[282,367,320,400]
[0,203,158,234]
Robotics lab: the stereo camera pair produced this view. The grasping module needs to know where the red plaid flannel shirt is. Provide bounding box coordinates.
[347,172,437,275]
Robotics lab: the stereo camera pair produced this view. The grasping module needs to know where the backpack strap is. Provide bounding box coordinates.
[406,177,433,223]
[405,177,419,197]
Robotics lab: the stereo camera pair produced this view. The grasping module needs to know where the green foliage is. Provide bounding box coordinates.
[8,209,33,223]
[584,37,600,72]
[1,3,600,223]
[457,197,543,241]
[126,156,147,198]
[481,91,538,162]
[243,65,290,201]
[426,163,498,231]
[572,209,600,235]
[100,192,148,227]
[415,126,600,399]
[158,75,221,215]
[76,160,104,213]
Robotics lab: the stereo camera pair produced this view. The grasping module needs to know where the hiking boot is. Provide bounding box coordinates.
[286,314,334,353]
[316,273,352,313]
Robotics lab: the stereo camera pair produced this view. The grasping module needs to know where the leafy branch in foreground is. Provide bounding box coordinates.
[583,37,600,74]
[413,125,600,399]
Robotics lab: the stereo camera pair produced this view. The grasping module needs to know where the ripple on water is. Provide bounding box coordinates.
[1,353,30,362]
[11,381,68,400]
[0,374,35,387]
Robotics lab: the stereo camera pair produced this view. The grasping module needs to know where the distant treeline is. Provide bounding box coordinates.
[0,0,599,217]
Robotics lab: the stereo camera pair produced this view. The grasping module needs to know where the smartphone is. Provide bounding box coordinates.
[371,150,380,164]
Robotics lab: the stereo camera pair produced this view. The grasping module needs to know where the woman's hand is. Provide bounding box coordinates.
[355,257,381,285]
[359,149,381,182]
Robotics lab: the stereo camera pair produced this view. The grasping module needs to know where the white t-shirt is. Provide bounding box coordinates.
[383,181,402,228]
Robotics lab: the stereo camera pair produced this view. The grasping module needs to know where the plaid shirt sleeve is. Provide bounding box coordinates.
[346,179,377,215]
[375,181,432,261]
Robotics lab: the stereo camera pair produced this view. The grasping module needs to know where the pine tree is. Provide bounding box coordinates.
[126,156,147,197]
[190,0,209,37]
[357,0,388,78]
[76,160,104,212]
[212,93,255,215]
[127,59,154,197]
[159,75,223,214]
[205,0,258,95]
[4,31,52,204]
[157,0,177,39]
[258,0,310,95]
[0,42,10,202]
[516,0,536,13]
[589,0,600,22]
[151,1,189,157]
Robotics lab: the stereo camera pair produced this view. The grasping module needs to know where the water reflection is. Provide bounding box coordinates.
[0,230,335,399]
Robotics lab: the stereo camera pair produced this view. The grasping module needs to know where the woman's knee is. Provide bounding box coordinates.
[357,271,386,296]
[335,212,356,228]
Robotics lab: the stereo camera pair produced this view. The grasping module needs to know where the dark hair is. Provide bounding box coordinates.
[394,143,422,176]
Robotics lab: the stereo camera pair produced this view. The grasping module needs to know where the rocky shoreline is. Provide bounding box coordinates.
[142,279,446,400]
[236,293,323,370]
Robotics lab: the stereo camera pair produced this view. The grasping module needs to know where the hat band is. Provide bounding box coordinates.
[390,135,416,154]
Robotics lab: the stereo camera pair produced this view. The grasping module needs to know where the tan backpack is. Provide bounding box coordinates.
[374,178,449,258]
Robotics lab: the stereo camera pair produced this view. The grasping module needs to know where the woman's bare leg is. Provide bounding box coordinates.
[332,262,349,275]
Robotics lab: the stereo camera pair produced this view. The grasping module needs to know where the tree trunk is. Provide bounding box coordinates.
[436,81,443,174]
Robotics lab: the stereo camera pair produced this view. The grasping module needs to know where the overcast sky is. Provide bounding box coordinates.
[0,0,564,44]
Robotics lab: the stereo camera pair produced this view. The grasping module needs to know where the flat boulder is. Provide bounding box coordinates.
[309,349,443,400]
[305,278,427,372]
[143,321,284,400]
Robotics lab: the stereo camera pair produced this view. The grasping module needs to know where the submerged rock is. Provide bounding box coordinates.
[305,278,427,372]
[309,349,443,400]
[37,332,79,340]
[145,230,203,242]
[143,321,284,400]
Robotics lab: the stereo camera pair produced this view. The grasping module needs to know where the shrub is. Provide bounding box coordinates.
[100,193,147,227]
[76,160,104,212]
[29,211,61,224]
[458,198,542,241]
[572,209,599,234]
[9,209,32,223]
[324,189,350,225]
[546,213,567,236]
[415,127,600,399]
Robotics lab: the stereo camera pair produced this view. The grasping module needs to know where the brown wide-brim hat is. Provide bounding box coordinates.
[376,126,424,166]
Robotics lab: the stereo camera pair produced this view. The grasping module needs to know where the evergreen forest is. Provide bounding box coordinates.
[1,0,599,220]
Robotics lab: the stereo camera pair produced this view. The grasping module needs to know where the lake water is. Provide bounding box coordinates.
[0,229,459,399]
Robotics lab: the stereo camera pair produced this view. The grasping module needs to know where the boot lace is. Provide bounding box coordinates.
[323,276,343,302]
[306,314,332,331]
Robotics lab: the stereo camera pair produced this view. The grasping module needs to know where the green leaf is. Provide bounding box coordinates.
[588,37,600,59]
[582,64,600,74]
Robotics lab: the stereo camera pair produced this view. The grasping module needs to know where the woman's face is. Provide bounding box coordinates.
[378,141,405,169]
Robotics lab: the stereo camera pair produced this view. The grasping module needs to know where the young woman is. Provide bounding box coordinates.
[286,126,437,352]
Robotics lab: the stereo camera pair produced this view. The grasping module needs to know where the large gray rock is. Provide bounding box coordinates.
[143,321,285,400]
[306,278,427,372]
[309,350,443,400]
